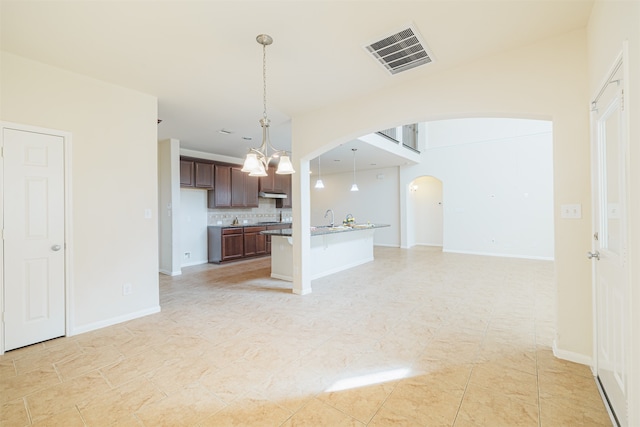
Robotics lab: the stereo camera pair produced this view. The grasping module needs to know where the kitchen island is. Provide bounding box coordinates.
[262,224,389,281]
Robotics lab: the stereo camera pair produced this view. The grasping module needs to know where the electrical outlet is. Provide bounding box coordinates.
[123,283,132,295]
[184,252,191,259]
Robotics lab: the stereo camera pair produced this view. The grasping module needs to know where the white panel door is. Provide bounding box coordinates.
[592,60,628,426]
[3,128,65,351]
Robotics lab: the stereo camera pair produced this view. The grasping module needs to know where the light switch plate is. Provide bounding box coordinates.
[561,204,582,219]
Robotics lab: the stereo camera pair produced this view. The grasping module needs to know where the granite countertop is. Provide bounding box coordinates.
[208,221,291,229]
[262,223,389,237]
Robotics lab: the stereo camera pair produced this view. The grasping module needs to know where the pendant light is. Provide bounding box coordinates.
[315,156,325,189]
[350,148,359,192]
[241,34,295,176]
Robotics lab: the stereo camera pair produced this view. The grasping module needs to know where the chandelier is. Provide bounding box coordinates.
[241,34,295,176]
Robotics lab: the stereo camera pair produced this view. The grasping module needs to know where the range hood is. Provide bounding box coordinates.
[259,191,287,199]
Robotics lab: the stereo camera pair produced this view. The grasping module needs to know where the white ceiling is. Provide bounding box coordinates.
[1,1,594,174]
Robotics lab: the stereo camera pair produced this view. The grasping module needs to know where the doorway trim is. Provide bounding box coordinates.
[0,121,74,355]
[589,43,631,427]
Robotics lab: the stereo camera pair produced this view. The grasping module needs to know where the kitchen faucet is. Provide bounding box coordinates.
[324,209,334,227]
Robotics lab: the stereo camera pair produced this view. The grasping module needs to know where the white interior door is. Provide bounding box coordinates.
[3,127,66,351]
[591,59,628,426]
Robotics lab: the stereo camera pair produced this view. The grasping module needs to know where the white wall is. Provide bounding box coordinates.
[158,138,182,276]
[1,51,160,334]
[291,30,591,358]
[179,189,208,267]
[309,166,400,247]
[588,1,640,425]
[414,118,554,260]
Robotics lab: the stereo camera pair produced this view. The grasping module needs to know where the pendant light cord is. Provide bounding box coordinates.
[263,43,268,120]
[352,149,357,183]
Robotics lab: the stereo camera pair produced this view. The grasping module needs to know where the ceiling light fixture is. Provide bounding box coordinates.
[350,148,359,192]
[241,34,295,177]
[315,156,325,189]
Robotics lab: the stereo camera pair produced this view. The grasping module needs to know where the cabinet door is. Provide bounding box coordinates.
[259,169,275,193]
[273,171,287,193]
[213,165,231,207]
[243,232,257,257]
[231,168,245,207]
[180,160,194,187]
[255,232,267,255]
[244,227,266,256]
[276,174,292,209]
[195,162,214,189]
[222,233,244,260]
[245,174,259,207]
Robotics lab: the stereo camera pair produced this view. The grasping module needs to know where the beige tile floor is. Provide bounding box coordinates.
[1,246,612,426]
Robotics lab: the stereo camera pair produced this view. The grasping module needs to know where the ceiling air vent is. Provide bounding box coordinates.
[364,26,433,75]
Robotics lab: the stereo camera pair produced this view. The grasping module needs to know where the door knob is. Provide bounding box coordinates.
[587,251,600,260]
[51,244,61,251]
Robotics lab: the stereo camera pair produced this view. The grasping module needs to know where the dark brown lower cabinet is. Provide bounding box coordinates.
[243,226,267,257]
[208,227,244,263]
[209,225,282,263]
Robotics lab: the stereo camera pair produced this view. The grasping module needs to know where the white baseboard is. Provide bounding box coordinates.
[159,269,182,276]
[443,249,554,261]
[311,257,373,280]
[374,243,400,248]
[180,259,208,268]
[271,273,292,282]
[552,339,593,366]
[68,305,161,336]
[414,243,443,247]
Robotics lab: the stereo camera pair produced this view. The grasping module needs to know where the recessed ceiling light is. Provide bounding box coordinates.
[219,129,232,135]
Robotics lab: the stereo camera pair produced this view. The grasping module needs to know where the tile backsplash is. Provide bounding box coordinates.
[207,198,292,225]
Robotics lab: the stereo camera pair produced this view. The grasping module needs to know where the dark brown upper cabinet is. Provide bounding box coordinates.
[209,165,259,208]
[194,162,214,189]
[180,157,214,189]
[211,165,232,207]
[276,174,292,209]
[180,160,195,187]
[231,168,259,208]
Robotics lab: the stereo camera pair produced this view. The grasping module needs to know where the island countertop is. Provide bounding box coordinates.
[267,223,388,282]
[261,223,389,237]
